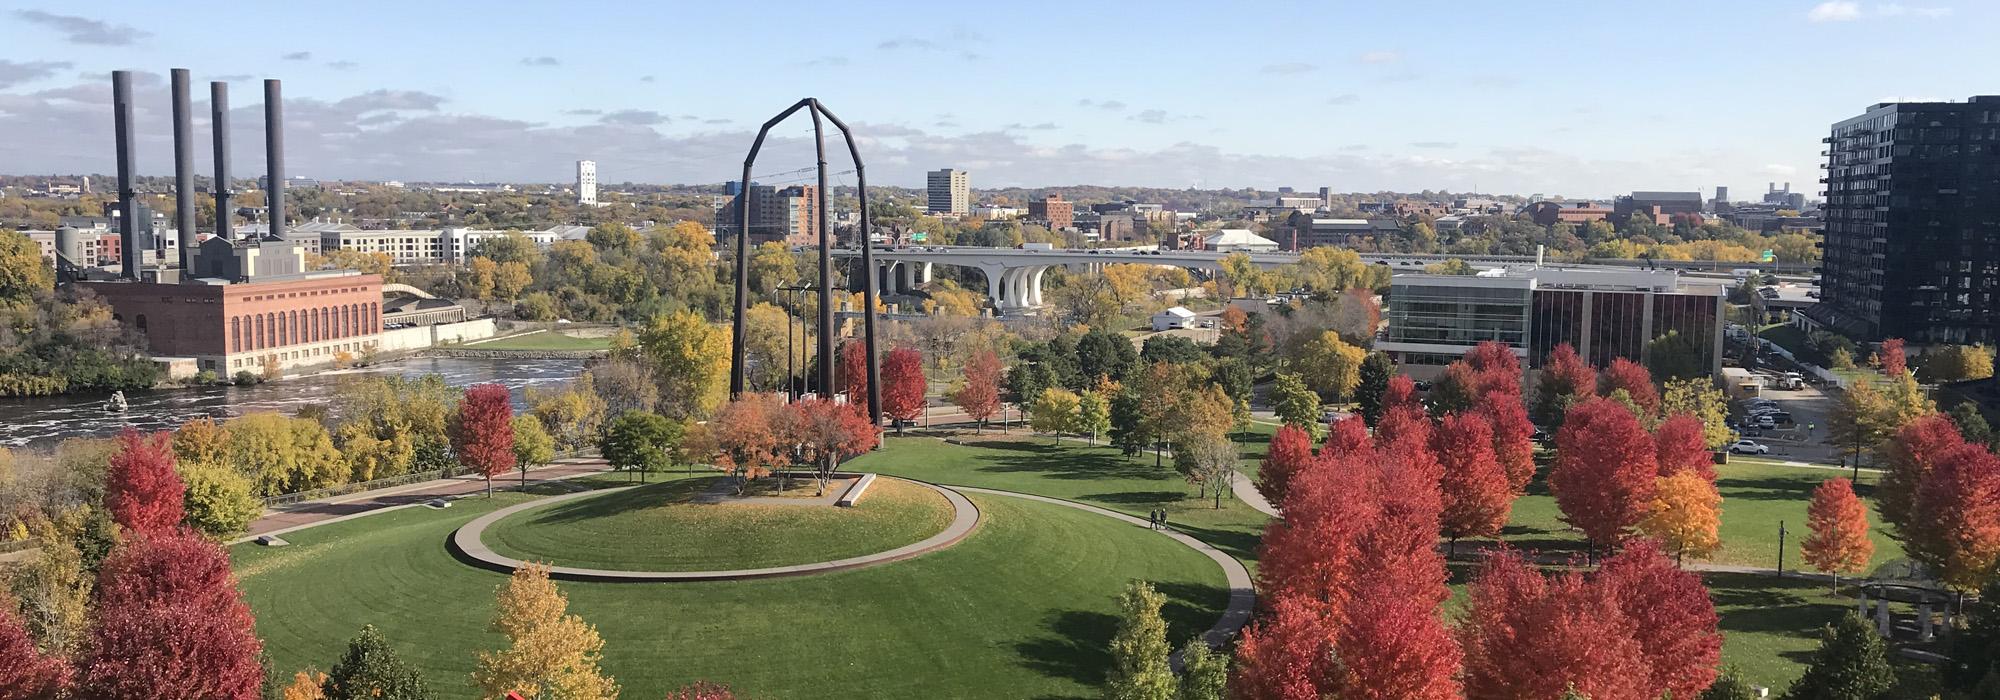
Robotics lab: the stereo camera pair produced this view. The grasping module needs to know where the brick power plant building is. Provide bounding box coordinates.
[55,70,479,377]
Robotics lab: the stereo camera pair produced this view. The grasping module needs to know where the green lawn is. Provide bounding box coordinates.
[233,489,1228,699]
[845,435,1273,569]
[483,476,954,571]
[468,331,612,351]
[1496,460,1905,571]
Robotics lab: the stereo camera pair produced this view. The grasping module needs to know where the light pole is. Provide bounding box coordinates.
[779,284,815,401]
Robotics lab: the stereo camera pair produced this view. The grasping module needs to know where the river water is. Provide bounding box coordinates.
[0,357,588,449]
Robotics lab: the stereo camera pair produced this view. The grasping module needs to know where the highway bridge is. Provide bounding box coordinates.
[823,245,1806,314]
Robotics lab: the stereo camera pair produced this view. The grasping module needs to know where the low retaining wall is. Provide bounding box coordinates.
[421,348,607,360]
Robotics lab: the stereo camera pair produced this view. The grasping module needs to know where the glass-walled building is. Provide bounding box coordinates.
[1380,267,1725,378]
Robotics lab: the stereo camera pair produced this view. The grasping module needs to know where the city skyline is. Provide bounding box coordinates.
[0,0,1991,197]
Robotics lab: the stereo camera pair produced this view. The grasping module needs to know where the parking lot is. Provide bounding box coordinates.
[1727,367,1841,464]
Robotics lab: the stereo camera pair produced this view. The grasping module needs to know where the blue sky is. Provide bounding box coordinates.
[0,0,1991,197]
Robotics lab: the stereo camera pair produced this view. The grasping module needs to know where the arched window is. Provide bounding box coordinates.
[254,315,265,350]
[230,317,240,353]
[371,302,380,333]
[134,314,147,333]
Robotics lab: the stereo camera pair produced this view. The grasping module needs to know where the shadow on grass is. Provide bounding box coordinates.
[1079,491,1190,506]
[974,443,1178,483]
[1169,522,1264,564]
[1707,572,1848,639]
[520,478,717,526]
[1717,476,1822,502]
[1010,579,1228,690]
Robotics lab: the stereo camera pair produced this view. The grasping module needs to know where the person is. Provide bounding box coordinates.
[1156,509,1167,531]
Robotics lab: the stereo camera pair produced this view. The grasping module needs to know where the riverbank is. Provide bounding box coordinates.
[0,355,589,449]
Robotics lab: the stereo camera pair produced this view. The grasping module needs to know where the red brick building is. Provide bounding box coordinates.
[1028,194,1074,231]
[79,271,384,374]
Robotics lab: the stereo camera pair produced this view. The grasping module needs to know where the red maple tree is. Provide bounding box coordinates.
[1544,343,1596,395]
[787,397,880,481]
[1879,412,1968,533]
[953,349,1002,429]
[1908,443,2000,591]
[1880,337,1908,376]
[1550,397,1659,549]
[839,341,870,401]
[453,383,517,497]
[1434,412,1511,546]
[1597,538,1724,698]
[1459,549,1649,700]
[1373,403,1432,447]
[1232,596,1338,700]
[82,529,264,699]
[0,589,70,699]
[1381,374,1419,412]
[1259,424,1317,508]
[879,346,926,430]
[1477,390,1537,492]
[1654,413,1717,480]
[1803,477,1875,590]
[1331,582,1462,700]
[1463,340,1524,398]
[1599,358,1660,415]
[105,427,185,534]
[1258,450,1378,612]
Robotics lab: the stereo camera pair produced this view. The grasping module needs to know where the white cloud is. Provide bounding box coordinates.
[1808,1,1863,21]
[1811,1,1951,21]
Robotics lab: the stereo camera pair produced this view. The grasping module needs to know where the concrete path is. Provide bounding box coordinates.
[1231,471,1279,518]
[953,485,1257,655]
[449,476,981,582]
[231,458,613,545]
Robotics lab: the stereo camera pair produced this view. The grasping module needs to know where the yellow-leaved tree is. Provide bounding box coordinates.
[473,563,618,700]
[630,311,730,420]
[1639,471,1723,564]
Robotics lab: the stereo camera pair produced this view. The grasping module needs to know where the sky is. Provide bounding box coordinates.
[0,0,1992,198]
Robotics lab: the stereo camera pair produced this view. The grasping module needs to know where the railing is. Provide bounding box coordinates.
[261,469,449,509]
[258,448,597,509]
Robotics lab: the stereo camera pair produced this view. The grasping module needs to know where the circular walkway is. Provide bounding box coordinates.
[449,476,981,582]
[952,486,1257,651]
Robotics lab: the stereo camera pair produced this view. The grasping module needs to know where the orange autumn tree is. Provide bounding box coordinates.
[1639,470,1723,564]
[710,393,785,492]
[1434,412,1512,551]
[951,349,1002,431]
[1803,477,1874,593]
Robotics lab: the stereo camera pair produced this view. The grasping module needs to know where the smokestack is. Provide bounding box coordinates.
[263,79,284,243]
[211,81,232,242]
[112,71,140,279]
[171,69,197,272]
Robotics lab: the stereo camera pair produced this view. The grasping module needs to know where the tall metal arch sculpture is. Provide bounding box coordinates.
[729,99,882,425]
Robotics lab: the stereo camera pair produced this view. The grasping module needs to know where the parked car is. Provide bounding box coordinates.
[1756,416,1777,429]
[1729,439,1770,455]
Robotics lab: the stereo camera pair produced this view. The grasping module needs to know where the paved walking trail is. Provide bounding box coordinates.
[230,457,614,544]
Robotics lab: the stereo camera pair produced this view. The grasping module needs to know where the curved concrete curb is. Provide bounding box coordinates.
[449,476,979,582]
[951,486,1257,653]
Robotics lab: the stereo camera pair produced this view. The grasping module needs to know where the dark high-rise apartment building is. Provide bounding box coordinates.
[1814,96,2000,344]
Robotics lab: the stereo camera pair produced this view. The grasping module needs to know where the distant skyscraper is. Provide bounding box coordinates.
[576,160,597,205]
[1813,96,2000,344]
[927,168,968,216]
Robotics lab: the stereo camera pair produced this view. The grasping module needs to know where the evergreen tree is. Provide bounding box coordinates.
[1703,666,1760,700]
[1783,612,1894,700]
[1354,351,1394,426]
[1109,391,1146,456]
[1951,400,1996,448]
[1104,581,1175,700]
[1176,639,1229,700]
[323,625,430,700]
